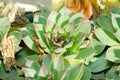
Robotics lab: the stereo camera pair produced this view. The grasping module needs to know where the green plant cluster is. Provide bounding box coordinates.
[0,4,120,80]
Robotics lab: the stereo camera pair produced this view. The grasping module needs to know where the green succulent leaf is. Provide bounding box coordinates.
[34,24,51,53]
[71,21,91,37]
[81,66,91,80]
[69,21,91,54]
[45,20,55,32]
[43,57,52,80]
[95,28,119,46]
[63,63,84,80]
[89,39,106,55]
[65,54,82,65]
[22,55,41,78]
[69,33,86,54]
[111,7,120,14]
[111,13,120,30]
[76,47,95,60]
[48,11,61,24]
[91,72,105,80]
[88,57,112,73]
[21,24,39,53]
[41,54,52,69]
[16,47,34,65]
[22,67,36,78]
[114,29,120,42]
[50,55,65,80]
[26,55,40,63]
[0,62,19,79]
[69,13,83,25]
[35,4,51,19]
[106,67,120,80]
[106,46,120,63]
[64,41,74,49]
[97,15,115,33]
[0,18,10,43]
[57,15,69,27]
[38,64,48,77]
[52,55,64,72]
[58,6,72,17]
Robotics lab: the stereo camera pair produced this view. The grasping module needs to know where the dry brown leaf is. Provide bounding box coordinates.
[65,0,83,14]
[1,36,21,71]
[0,1,36,26]
[80,33,94,48]
[1,36,15,60]
[83,0,93,19]
[90,0,100,14]
[33,36,47,55]
[66,0,100,19]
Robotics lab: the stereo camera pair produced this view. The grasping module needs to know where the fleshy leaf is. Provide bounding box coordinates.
[97,15,115,33]
[16,47,34,65]
[110,7,120,14]
[63,63,84,80]
[114,29,120,42]
[111,13,120,30]
[34,24,51,53]
[21,24,39,53]
[95,28,119,46]
[52,55,64,72]
[58,6,72,17]
[38,64,48,77]
[76,47,95,60]
[0,18,10,43]
[106,67,120,80]
[22,68,36,78]
[91,72,105,80]
[106,46,120,63]
[81,66,91,80]
[89,39,106,55]
[88,57,112,73]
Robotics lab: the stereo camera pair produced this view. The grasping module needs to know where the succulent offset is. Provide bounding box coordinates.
[21,5,92,55]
